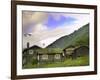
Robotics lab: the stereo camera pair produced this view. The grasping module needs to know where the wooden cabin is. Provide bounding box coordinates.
[72,46,89,59]
[22,45,41,65]
[63,45,89,59]
[37,48,63,63]
[22,45,64,65]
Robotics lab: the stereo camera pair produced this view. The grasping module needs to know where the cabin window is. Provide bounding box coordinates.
[42,55,48,60]
[55,54,60,59]
[66,48,74,55]
[29,50,33,54]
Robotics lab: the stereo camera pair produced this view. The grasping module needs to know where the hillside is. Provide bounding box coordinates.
[46,23,89,49]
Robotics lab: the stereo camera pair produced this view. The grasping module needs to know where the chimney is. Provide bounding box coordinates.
[27,42,29,49]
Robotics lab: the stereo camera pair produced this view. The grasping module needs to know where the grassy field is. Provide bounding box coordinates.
[23,55,89,69]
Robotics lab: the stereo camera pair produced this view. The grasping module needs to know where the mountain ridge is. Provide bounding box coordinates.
[46,23,89,49]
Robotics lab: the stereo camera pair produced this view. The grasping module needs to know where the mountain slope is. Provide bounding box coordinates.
[46,23,89,49]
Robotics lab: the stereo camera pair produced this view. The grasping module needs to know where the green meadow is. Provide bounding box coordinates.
[23,55,89,69]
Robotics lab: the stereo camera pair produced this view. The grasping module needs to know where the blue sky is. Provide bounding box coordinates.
[46,14,76,30]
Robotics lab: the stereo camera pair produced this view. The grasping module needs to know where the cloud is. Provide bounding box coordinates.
[32,23,48,33]
[22,11,48,27]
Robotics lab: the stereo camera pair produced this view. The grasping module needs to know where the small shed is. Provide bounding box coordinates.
[63,45,89,59]
[72,46,89,59]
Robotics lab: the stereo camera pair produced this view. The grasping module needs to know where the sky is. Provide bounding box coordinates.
[22,12,77,34]
[22,11,90,49]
